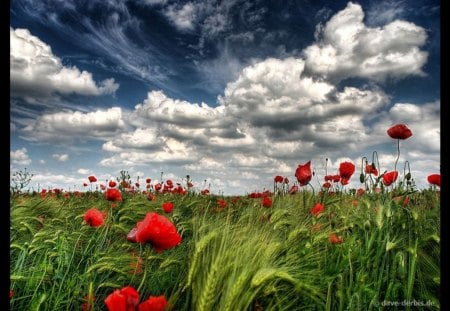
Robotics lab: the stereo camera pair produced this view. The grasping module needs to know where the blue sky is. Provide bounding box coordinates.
[10,0,440,195]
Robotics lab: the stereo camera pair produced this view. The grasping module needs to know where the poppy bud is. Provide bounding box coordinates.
[359,173,365,183]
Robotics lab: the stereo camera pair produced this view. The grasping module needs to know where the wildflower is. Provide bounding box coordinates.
[288,185,298,194]
[109,180,117,188]
[310,203,324,216]
[274,175,284,183]
[329,233,343,244]
[83,208,106,227]
[88,175,97,183]
[427,174,441,187]
[104,286,140,311]
[387,123,413,140]
[106,188,123,202]
[364,164,378,176]
[217,199,227,209]
[382,171,398,186]
[356,188,365,196]
[129,212,182,252]
[295,161,312,186]
[322,182,332,188]
[139,295,168,311]
[162,202,174,213]
[339,161,355,185]
[146,178,151,184]
[261,196,272,208]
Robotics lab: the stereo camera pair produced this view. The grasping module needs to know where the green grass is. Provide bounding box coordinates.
[10,189,440,310]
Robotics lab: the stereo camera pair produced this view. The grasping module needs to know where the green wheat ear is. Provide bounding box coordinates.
[185,229,219,289]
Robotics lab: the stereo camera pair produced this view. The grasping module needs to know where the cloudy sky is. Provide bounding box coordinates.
[10,0,440,195]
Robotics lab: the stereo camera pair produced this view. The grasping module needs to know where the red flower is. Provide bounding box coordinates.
[339,161,355,182]
[427,174,441,187]
[130,212,182,252]
[274,175,284,183]
[382,171,398,186]
[88,175,97,183]
[364,164,378,176]
[146,178,151,184]
[83,183,88,187]
[106,188,123,202]
[356,188,365,196]
[187,182,194,188]
[83,208,105,227]
[162,202,174,213]
[154,183,162,192]
[135,183,140,188]
[329,233,343,244]
[104,286,140,311]
[387,123,413,140]
[322,182,332,188]
[288,185,298,194]
[201,189,210,195]
[9,290,13,298]
[109,180,117,188]
[310,203,324,216]
[138,295,168,311]
[295,161,312,186]
[261,196,272,208]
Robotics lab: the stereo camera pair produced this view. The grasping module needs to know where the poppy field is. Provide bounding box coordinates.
[10,124,441,310]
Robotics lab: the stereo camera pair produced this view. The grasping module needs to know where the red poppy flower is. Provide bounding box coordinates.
[274,175,284,183]
[154,183,162,192]
[109,180,117,188]
[131,212,182,252]
[339,162,355,180]
[83,208,105,227]
[104,286,140,311]
[135,182,140,188]
[364,164,378,176]
[261,196,272,208]
[288,185,298,194]
[88,175,97,183]
[322,182,332,188]
[329,233,343,244]
[295,161,312,186]
[310,203,324,216]
[162,202,174,213]
[387,123,413,140]
[427,174,441,187]
[138,295,168,311]
[382,171,398,186]
[201,189,210,195]
[9,290,13,298]
[106,188,123,202]
[83,183,88,187]
[356,188,365,196]
[146,178,151,184]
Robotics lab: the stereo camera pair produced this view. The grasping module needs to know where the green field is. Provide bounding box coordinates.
[10,186,440,310]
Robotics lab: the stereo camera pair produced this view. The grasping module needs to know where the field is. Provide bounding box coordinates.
[10,181,440,310]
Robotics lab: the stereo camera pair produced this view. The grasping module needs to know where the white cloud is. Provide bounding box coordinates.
[10,27,119,100]
[19,107,126,143]
[77,168,91,175]
[11,148,32,165]
[303,2,428,81]
[164,2,198,31]
[52,154,69,162]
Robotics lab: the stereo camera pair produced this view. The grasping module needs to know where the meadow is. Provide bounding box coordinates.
[10,177,440,310]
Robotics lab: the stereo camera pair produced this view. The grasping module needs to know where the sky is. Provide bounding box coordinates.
[10,0,440,195]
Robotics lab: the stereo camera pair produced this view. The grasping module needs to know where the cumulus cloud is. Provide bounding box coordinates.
[11,148,32,165]
[52,154,69,162]
[303,2,428,82]
[10,27,119,100]
[19,107,126,143]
